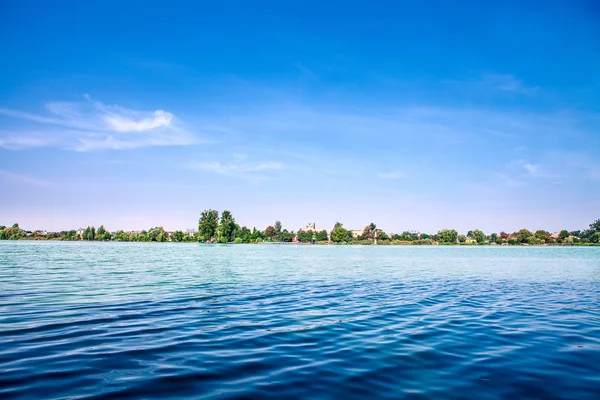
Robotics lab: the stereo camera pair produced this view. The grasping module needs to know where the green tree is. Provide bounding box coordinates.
[527,236,544,245]
[315,230,328,241]
[516,229,533,243]
[147,227,160,241]
[559,230,570,241]
[172,231,184,242]
[362,223,377,240]
[217,210,237,243]
[589,218,600,233]
[458,234,467,243]
[198,209,219,242]
[437,229,458,244]
[97,225,106,240]
[331,223,350,243]
[378,231,390,241]
[264,226,276,240]
[157,230,168,242]
[114,230,127,241]
[274,221,282,233]
[490,233,499,243]
[398,231,414,241]
[535,230,551,243]
[470,229,486,244]
[83,226,95,241]
[278,230,295,242]
[250,227,264,242]
[298,230,314,242]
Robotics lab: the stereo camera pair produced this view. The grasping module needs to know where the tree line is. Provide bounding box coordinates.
[1,213,599,245]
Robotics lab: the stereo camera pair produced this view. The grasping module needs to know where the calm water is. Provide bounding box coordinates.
[1,242,599,399]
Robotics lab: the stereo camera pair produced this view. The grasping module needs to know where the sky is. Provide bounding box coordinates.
[1,0,599,234]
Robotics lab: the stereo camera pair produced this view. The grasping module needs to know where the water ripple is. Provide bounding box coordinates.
[1,242,599,399]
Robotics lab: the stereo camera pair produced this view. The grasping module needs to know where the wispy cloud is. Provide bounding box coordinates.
[503,159,561,183]
[522,163,540,176]
[0,95,196,151]
[378,171,405,179]
[495,173,524,187]
[481,73,539,95]
[0,170,50,186]
[295,63,317,78]
[190,155,284,181]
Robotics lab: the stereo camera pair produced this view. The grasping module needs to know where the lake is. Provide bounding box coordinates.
[1,242,599,399]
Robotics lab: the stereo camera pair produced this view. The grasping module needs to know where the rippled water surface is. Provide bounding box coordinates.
[1,242,600,399]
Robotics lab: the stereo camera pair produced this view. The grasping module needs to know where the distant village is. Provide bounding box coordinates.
[2,211,599,245]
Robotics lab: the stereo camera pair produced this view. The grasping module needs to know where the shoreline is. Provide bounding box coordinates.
[2,239,598,247]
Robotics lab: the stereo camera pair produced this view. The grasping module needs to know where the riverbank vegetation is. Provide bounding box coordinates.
[1,212,599,246]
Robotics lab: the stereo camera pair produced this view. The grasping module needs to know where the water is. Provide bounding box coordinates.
[1,242,599,399]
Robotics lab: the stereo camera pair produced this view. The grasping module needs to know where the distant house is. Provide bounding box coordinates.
[299,223,316,232]
[185,229,196,237]
[550,232,560,240]
[465,237,477,244]
[351,230,363,239]
[297,223,330,241]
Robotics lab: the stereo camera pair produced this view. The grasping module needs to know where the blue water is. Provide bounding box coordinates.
[1,242,599,399]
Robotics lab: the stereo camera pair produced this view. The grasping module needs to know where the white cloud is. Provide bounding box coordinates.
[0,96,195,151]
[0,134,52,150]
[523,163,540,175]
[105,110,172,132]
[190,157,283,180]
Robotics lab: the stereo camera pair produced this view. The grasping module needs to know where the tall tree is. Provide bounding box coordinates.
[362,223,377,240]
[470,229,486,243]
[97,225,106,238]
[331,223,350,243]
[217,210,237,243]
[198,209,219,242]
[250,227,264,242]
[274,221,282,233]
[235,226,252,243]
[264,226,276,239]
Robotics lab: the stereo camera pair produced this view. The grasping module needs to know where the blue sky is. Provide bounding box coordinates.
[1,0,599,233]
